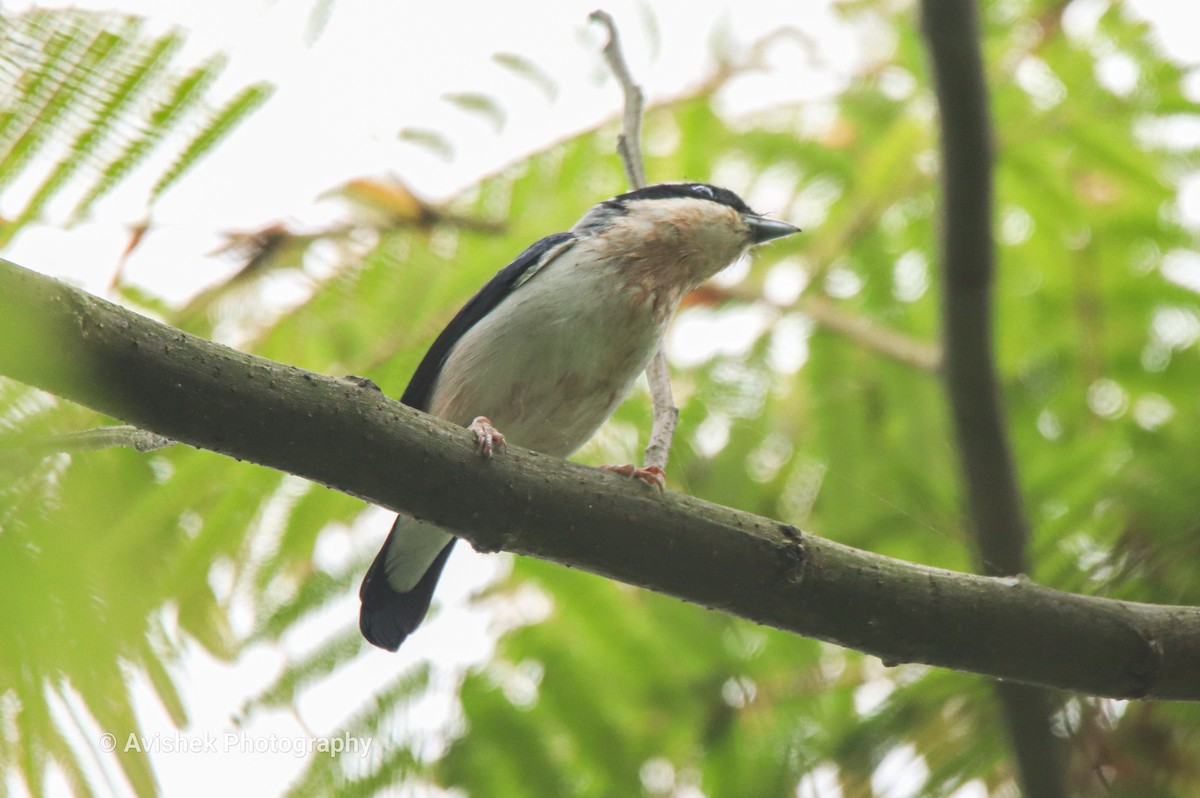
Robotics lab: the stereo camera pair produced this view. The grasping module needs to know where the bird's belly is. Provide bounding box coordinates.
[428,280,666,457]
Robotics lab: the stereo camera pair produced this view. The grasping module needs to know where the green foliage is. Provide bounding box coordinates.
[0,7,274,795]
[0,441,262,795]
[149,82,274,201]
[3,1,1200,796]
[0,9,271,244]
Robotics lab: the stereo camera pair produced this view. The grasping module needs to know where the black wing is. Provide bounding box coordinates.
[400,232,575,411]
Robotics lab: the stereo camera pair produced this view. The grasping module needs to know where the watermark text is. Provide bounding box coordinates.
[97,731,372,759]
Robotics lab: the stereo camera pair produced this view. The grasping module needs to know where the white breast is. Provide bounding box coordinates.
[428,242,670,457]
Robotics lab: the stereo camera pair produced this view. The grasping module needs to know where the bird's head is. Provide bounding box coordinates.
[572,182,799,294]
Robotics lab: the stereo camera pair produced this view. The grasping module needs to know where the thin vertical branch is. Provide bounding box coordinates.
[589,10,646,189]
[919,1,1068,796]
[589,9,678,472]
[641,344,679,470]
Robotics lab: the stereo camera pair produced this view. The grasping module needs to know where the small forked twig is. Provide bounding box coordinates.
[0,425,174,460]
[589,9,678,473]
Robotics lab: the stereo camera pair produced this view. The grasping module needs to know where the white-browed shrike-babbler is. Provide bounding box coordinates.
[359,182,799,651]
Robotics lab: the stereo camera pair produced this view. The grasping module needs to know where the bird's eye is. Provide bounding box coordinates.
[692,185,715,199]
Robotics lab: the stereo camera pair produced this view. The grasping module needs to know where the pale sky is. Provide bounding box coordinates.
[4,1,1199,796]
[5,0,866,302]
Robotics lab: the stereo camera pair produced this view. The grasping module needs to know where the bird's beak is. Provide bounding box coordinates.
[745,215,801,244]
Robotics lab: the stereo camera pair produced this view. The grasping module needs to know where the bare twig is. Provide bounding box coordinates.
[589,10,646,189]
[686,283,942,373]
[0,425,174,459]
[798,295,942,372]
[589,9,677,472]
[642,347,680,469]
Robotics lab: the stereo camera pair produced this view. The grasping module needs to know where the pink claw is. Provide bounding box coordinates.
[468,416,506,457]
[602,463,666,493]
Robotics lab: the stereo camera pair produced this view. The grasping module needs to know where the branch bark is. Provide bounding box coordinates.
[921,1,1068,795]
[2,256,1199,701]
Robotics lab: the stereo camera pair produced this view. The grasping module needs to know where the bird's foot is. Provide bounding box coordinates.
[602,464,666,493]
[468,416,506,457]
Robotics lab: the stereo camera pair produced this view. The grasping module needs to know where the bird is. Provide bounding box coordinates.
[359,182,800,651]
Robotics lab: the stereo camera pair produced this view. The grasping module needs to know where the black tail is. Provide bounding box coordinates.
[359,531,456,651]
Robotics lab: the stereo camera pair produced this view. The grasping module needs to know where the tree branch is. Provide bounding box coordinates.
[2,256,1199,701]
[921,1,1067,795]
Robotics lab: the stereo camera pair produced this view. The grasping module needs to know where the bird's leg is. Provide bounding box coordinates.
[602,463,666,493]
[468,416,506,457]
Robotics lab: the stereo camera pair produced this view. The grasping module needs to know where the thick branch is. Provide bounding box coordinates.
[921,1,1066,795]
[2,257,1199,701]
[922,1,1027,579]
